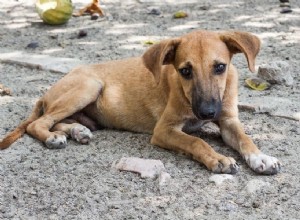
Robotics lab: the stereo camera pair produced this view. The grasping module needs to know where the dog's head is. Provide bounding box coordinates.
[143,30,260,120]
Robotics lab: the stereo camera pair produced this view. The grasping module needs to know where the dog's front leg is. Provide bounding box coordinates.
[219,67,281,175]
[219,116,281,175]
[151,121,239,174]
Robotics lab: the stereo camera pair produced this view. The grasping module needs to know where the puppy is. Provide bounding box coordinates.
[0,30,281,174]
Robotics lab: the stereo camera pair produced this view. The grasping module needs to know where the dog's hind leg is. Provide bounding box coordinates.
[26,79,102,149]
[51,112,100,144]
[51,122,93,145]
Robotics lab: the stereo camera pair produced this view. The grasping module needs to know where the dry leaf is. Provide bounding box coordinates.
[245,77,271,91]
[173,11,188,19]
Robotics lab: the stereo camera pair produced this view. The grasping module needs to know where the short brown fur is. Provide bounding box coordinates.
[0,30,281,174]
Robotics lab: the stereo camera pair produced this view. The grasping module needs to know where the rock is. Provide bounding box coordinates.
[26,41,39,49]
[0,84,12,96]
[245,179,270,193]
[77,30,88,39]
[209,174,233,185]
[257,61,293,86]
[280,7,292,13]
[197,4,211,10]
[49,34,58,39]
[0,49,85,74]
[158,171,171,186]
[91,13,99,20]
[239,97,299,121]
[115,157,168,178]
[147,8,161,16]
[217,201,238,211]
[239,97,289,113]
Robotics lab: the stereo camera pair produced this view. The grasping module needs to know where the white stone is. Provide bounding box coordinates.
[115,157,167,178]
[209,174,233,185]
[258,61,293,86]
[158,171,171,186]
[0,49,85,74]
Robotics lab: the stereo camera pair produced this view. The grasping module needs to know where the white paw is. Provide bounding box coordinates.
[245,153,281,175]
[45,134,67,149]
[70,125,93,144]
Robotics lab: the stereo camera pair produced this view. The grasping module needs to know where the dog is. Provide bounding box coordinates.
[0,30,281,175]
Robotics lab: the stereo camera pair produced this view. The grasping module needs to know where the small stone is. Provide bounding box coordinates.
[26,42,39,49]
[0,49,85,74]
[197,5,211,10]
[147,8,161,15]
[158,171,171,186]
[91,13,99,20]
[49,34,58,39]
[257,61,293,86]
[280,7,292,13]
[0,84,12,96]
[252,201,261,208]
[209,174,233,185]
[217,201,238,211]
[77,30,88,39]
[115,157,167,178]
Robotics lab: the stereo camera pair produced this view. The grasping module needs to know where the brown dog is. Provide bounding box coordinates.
[0,30,281,175]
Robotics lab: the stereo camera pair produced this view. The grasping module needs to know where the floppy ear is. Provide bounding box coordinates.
[219,31,261,73]
[142,38,181,83]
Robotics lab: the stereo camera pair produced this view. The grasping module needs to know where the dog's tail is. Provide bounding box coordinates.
[0,100,43,150]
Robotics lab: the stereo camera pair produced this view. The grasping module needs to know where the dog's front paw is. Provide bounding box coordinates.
[45,133,67,149]
[212,156,240,174]
[70,125,93,144]
[245,153,281,175]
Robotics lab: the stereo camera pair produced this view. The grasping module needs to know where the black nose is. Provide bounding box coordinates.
[192,98,222,120]
[199,108,216,119]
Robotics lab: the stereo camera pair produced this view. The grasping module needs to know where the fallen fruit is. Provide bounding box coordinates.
[36,0,73,25]
[245,77,271,91]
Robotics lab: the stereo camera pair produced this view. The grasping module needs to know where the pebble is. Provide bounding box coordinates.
[280,7,292,13]
[77,30,88,39]
[158,171,171,186]
[26,41,39,49]
[49,34,58,39]
[197,4,211,10]
[115,157,167,178]
[91,13,99,20]
[147,8,161,16]
[209,174,233,185]
[0,49,85,74]
[257,61,293,86]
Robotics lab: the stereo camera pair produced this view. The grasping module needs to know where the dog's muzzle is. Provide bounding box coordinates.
[192,97,222,120]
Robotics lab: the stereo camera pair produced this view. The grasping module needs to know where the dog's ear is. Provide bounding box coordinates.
[219,31,260,73]
[142,38,181,83]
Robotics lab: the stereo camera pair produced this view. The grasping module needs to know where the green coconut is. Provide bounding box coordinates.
[36,0,73,25]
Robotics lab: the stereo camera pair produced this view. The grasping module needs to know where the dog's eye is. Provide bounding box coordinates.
[214,63,226,75]
[179,67,193,79]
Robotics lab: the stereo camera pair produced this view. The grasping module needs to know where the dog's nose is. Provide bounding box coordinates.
[200,108,216,119]
[192,97,222,120]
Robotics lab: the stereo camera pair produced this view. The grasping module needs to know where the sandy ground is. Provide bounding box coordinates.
[0,0,300,219]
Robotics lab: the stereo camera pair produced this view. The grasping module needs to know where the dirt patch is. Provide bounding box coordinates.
[0,0,300,219]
